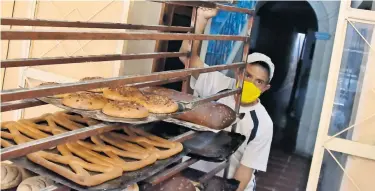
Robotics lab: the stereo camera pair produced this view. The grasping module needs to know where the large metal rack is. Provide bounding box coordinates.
[1,1,254,190]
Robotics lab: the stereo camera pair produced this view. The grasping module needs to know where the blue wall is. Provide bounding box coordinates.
[204,1,257,66]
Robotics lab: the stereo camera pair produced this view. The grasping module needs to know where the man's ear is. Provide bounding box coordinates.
[262,84,271,93]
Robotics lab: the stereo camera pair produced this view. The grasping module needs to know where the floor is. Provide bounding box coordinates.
[256,149,311,191]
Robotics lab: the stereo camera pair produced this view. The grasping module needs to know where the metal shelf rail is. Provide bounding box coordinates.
[0,0,254,189]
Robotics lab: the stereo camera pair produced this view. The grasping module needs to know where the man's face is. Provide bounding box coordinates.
[238,64,271,93]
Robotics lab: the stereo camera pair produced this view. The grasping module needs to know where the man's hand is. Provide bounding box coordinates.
[234,164,254,191]
[198,7,218,19]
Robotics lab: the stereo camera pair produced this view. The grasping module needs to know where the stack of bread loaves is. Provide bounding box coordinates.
[0,162,56,191]
[38,77,179,119]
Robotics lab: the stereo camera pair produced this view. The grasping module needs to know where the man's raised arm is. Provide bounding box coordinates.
[179,8,218,78]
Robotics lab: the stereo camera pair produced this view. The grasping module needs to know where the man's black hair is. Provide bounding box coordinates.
[249,61,271,81]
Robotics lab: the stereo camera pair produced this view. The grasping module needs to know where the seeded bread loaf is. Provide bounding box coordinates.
[140,94,179,114]
[174,102,236,130]
[102,100,149,118]
[62,92,108,110]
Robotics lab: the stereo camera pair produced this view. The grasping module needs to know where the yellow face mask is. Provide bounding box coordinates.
[237,81,261,104]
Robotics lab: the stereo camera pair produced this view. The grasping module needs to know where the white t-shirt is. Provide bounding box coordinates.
[188,71,273,191]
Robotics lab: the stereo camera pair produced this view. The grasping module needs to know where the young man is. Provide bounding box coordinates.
[179,8,274,191]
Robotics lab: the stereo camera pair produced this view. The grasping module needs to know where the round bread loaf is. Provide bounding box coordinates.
[142,86,195,102]
[145,176,196,191]
[16,176,55,191]
[38,82,70,98]
[175,102,236,130]
[62,92,108,110]
[1,163,22,189]
[141,94,179,114]
[102,101,149,119]
[18,166,32,181]
[103,86,147,103]
[79,77,106,93]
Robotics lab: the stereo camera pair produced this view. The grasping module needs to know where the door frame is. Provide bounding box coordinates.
[306,1,375,190]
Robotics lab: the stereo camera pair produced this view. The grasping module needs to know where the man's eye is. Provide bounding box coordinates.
[256,80,264,85]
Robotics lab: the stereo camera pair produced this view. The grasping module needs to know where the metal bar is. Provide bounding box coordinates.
[169,130,196,142]
[151,1,216,8]
[146,158,200,185]
[185,88,241,109]
[152,1,254,15]
[151,4,175,73]
[1,99,47,112]
[224,15,253,179]
[1,62,245,102]
[233,16,252,129]
[1,76,187,112]
[2,30,247,41]
[1,18,193,32]
[129,76,187,89]
[1,123,122,161]
[198,160,229,183]
[216,4,254,15]
[2,52,188,68]
[41,185,71,191]
[182,6,197,93]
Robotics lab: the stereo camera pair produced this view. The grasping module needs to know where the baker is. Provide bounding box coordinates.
[179,8,274,191]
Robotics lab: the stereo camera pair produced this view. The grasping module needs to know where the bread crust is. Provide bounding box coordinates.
[79,77,107,93]
[141,94,178,114]
[1,117,123,187]
[103,86,178,114]
[0,163,23,189]
[62,92,108,110]
[1,112,184,187]
[175,102,236,130]
[16,176,54,191]
[103,86,146,103]
[102,101,149,119]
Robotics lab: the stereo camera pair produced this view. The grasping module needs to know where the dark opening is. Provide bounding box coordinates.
[161,7,193,91]
[250,1,318,152]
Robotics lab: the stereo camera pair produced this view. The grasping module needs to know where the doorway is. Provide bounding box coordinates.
[250,1,318,152]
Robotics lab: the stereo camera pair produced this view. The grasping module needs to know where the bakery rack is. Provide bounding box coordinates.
[1,1,254,190]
